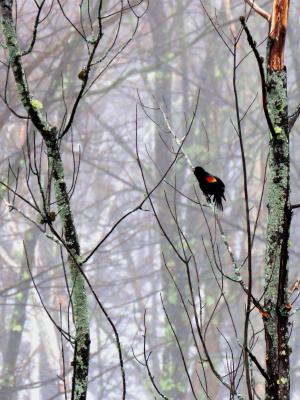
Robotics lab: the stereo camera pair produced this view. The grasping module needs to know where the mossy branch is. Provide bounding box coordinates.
[0,1,52,138]
[0,2,91,399]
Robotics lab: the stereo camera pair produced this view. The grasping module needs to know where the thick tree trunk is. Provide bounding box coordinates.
[264,66,290,400]
[264,3,290,397]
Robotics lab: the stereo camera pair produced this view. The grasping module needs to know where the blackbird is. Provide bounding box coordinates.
[194,166,226,211]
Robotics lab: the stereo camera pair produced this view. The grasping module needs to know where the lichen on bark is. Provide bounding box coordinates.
[264,65,290,399]
[0,3,91,399]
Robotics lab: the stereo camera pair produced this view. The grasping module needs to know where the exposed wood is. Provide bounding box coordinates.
[245,0,271,22]
[268,0,289,70]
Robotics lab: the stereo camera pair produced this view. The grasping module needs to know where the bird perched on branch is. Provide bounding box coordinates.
[194,166,226,211]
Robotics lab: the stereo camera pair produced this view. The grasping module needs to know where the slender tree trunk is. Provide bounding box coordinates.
[264,2,291,399]
[0,2,90,399]
[1,230,38,400]
[46,136,90,400]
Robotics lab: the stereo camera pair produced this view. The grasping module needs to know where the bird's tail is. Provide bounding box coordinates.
[214,195,225,211]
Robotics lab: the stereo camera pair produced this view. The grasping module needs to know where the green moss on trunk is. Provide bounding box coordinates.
[0,4,91,398]
[46,136,90,400]
[264,67,290,400]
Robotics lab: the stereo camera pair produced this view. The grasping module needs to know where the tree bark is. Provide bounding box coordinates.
[0,2,90,399]
[264,2,290,398]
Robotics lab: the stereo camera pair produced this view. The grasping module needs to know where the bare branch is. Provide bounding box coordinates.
[4,200,60,245]
[288,105,300,132]
[291,203,300,210]
[142,310,169,400]
[244,0,271,23]
[240,17,276,139]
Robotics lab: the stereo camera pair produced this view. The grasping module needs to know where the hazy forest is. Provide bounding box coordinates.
[0,0,300,399]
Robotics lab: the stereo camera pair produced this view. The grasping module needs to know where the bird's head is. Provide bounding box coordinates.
[194,166,205,176]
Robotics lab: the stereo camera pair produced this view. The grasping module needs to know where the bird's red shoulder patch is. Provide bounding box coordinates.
[206,176,217,183]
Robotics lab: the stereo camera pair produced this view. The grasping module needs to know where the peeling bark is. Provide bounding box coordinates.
[268,0,289,71]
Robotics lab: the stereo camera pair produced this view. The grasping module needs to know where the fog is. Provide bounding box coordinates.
[0,1,300,399]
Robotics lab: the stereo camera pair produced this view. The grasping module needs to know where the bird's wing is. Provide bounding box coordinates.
[219,179,225,188]
[205,176,217,183]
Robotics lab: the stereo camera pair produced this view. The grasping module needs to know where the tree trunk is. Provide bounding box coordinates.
[0,3,90,399]
[1,230,38,400]
[264,2,290,398]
